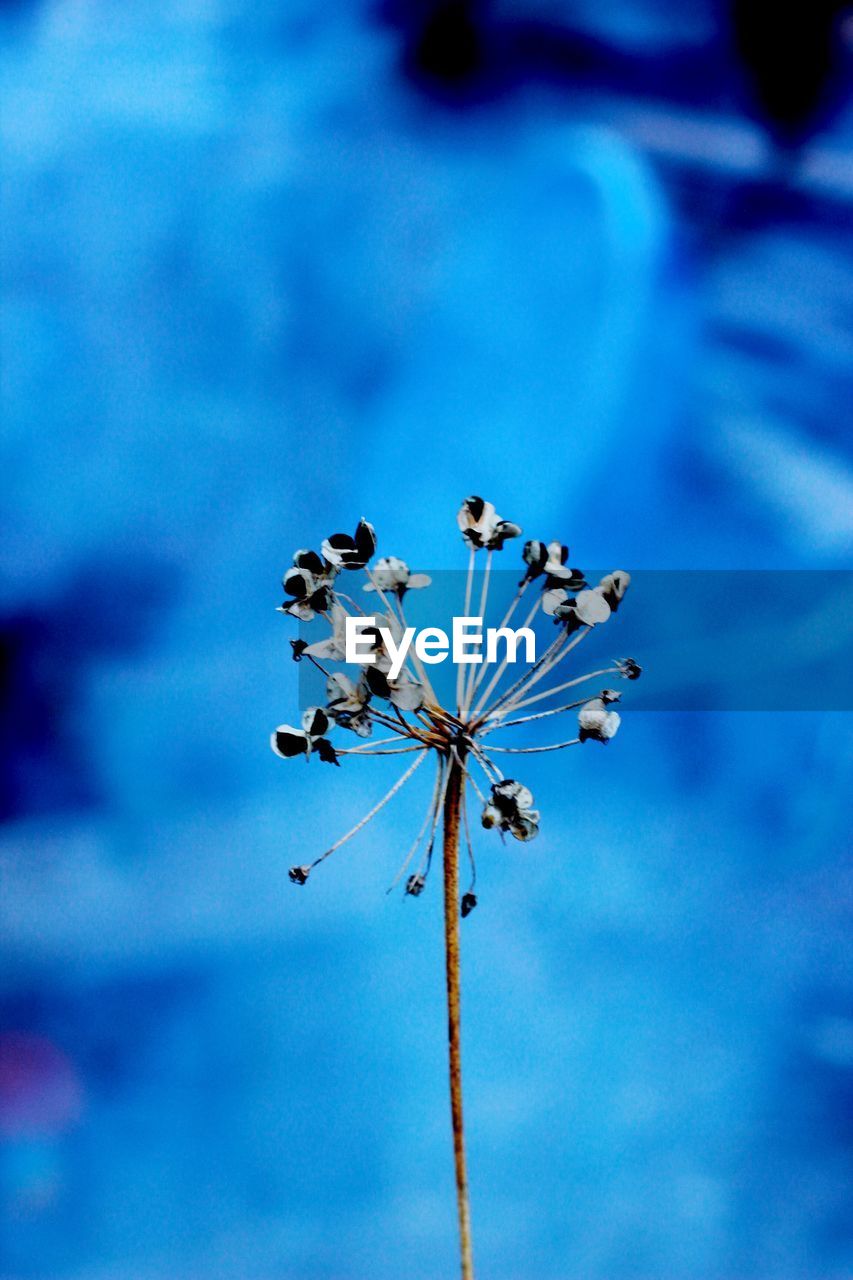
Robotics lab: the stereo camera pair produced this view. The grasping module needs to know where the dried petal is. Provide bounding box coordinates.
[578,699,621,743]
[364,665,392,699]
[542,587,570,617]
[364,555,410,592]
[271,725,310,758]
[315,738,340,766]
[597,570,631,612]
[304,604,348,662]
[322,519,376,570]
[482,780,538,839]
[521,539,548,582]
[302,706,331,738]
[353,518,377,568]
[572,589,612,626]
[363,556,431,596]
[494,779,534,812]
[509,813,540,842]
[457,496,521,551]
[388,672,424,712]
[293,549,325,575]
[481,803,502,830]
[283,566,312,600]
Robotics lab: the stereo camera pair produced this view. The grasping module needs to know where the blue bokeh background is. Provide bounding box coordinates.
[1,3,852,1277]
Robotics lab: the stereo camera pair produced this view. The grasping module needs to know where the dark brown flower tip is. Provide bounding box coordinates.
[520,539,552,583]
[617,658,642,680]
[315,738,340,766]
[353,518,377,566]
[364,665,391,699]
[289,865,310,885]
[290,639,309,662]
[460,892,477,918]
[406,873,426,897]
[282,565,310,599]
[293,549,325,576]
[304,707,331,737]
[272,727,309,758]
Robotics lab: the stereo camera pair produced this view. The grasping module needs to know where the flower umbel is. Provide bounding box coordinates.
[270,500,640,1280]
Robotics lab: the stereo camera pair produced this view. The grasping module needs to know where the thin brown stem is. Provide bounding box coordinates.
[442,750,474,1280]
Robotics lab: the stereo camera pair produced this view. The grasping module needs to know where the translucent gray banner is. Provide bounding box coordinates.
[289,570,853,712]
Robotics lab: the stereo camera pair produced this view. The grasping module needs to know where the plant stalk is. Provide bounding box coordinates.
[442,749,474,1280]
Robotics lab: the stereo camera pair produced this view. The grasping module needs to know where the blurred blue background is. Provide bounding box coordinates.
[1,2,852,1277]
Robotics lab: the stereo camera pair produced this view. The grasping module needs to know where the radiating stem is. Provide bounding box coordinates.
[463,550,492,717]
[442,750,474,1280]
[479,624,591,725]
[457,548,475,714]
[310,750,427,869]
[468,577,528,703]
[471,595,542,719]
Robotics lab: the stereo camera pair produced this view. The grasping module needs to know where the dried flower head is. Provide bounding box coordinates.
[270,498,641,1280]
[521,539,585,588]
[364,555,432,596]
[457,495,522,551]
[321,518,377,570]
[272,500,640,901]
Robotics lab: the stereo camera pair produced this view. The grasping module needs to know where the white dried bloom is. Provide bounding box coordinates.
[304,603,348,662]
[542,542,571,577]
[597,570,631,612]
[481,779,540,842]
[271,499,639,914]
[321,518,377,570]
[577,698,621,743]
[521,539,551,580]
[271,706,339,763]
[457,495,522,551]
[365,664,425,712]
[278,549,335,621]
[364,556,431,596]
[542,586,612,628]
[326,671,373,738]
[522,539,582,582]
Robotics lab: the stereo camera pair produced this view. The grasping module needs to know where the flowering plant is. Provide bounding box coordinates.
[272,497,640,1279]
